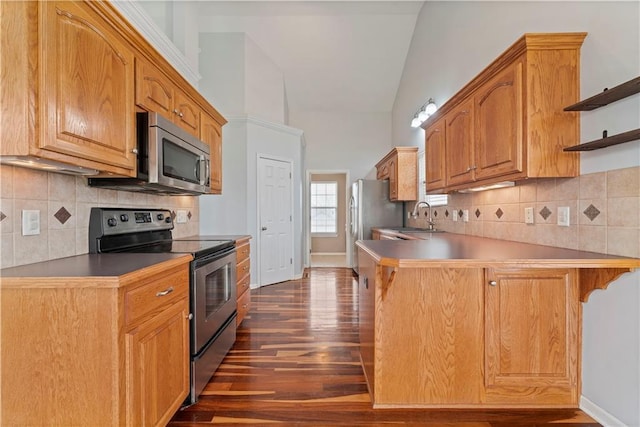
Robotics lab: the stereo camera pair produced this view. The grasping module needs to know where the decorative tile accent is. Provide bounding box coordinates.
[445,210,449,218]
[475,209,481,218]
[458,209,464,218]
[433,210,438,218]
[539,206,552,220]
[54,207,71,224]
[583,204,601,222]
[495,208,503,219]
[0,211,5,222]
[187,211,192,220]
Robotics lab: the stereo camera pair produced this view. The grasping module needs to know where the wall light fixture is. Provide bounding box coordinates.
[410,98,438,128]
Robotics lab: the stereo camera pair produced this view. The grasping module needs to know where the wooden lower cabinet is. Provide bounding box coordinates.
[235,237,252,325]
[0,259,191,426]
[357,248,580,408]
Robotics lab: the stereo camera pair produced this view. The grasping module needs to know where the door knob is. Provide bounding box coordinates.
[261,226,267,231]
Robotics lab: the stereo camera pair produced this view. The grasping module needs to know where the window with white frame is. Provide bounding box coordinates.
[310,181,338,234]
[418,151,449,206]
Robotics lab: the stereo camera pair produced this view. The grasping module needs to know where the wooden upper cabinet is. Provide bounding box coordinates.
[484,268,579,405]
[39,1,136,173]
[200,113,223,194]
[424,117,447,192]
[421,33,585,192]
[474,60,524,181]
[375,147,418,201]
[135,57,200,138]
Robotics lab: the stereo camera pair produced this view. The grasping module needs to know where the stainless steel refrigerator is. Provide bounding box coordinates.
[349,179,405,274]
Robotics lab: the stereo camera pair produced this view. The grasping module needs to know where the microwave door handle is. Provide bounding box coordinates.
[205,159,210,186]
[194,157,202,183]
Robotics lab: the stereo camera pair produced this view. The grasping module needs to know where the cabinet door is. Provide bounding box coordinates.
[135,58,174,117]
[424,117,446,191]
[40,2,136,172]
[445,100,475,186]
[358,248,376,398]
[474,61,524,180]
[387,157,398,201]
[201,112,223,194]
[126,299,190,427]
[174,91,200,137]
[484,268,580,405]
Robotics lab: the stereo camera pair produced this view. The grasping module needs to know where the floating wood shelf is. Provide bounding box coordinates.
[564,76,640,111]
[564,128,640,151]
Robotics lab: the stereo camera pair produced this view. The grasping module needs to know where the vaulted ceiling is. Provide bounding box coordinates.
[195,1,424,113]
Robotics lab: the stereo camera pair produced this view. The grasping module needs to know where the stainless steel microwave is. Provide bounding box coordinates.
[89,112,211,195]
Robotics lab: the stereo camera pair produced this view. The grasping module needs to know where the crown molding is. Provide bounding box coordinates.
[226,115,305,138]
[111,0,201,87]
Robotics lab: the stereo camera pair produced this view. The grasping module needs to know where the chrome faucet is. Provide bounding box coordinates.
[411,201,435,230]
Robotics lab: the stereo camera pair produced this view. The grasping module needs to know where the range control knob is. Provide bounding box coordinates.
[157,213,164,221]
[107,217,117,227]
[120,214,129,222]
[165,217,172,223]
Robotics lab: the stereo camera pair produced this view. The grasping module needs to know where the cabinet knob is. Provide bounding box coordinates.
[488,280,497,286]
[187,313,193,320]
[363,276,368,289]
[179,112,184,118]
[261,226,267,231]
[131,148,139,154]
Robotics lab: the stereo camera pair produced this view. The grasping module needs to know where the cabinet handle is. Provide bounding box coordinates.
[488,280,497,286]
[179,112,184,118]
[242,304,248,309]
[363,276,369,289]
[156,286,174,296]
[172,109,179,115]
[243,266,249,271]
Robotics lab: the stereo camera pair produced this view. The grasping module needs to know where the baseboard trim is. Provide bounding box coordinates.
[311,252,347,256]
[580,395,627,426]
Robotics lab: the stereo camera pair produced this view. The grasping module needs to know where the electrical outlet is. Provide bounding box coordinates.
[557,206,570,227]
[22,210,40,236]
[524,207,534,224]
[176,210,188,224]
[452,210,458,222]
[462,209,469,222]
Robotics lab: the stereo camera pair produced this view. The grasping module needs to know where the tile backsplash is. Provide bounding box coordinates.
[408,166,640,258]
[0,165,200,268]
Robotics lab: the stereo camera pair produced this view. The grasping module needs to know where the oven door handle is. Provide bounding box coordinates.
[156,286,174,297]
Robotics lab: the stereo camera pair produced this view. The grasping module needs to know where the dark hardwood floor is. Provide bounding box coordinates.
[169,267,600,426]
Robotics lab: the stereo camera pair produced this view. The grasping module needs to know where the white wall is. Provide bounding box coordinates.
[245,37,287,124]
[393,2,640,424]
[289,111,393,182]
[198,32,286,124]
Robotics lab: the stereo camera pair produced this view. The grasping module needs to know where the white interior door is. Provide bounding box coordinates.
[258,156,294,286]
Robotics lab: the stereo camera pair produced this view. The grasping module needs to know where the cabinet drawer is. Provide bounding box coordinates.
[236,257,250,282]
[237,274,250,297]
[125,268,189,327]
[237,288,251,326]
[236,241,250,264]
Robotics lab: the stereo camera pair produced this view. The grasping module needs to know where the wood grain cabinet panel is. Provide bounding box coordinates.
[484,268,580,405]
[474,60,524,181]
[356,249,581,407]
[421,33,585,192]
[444,99,475,186]
[424,117,447,192]
[375,147,418,201]
[200,112,223,194]
[0,259,191,426]
[235,238,252,326]
[0,1,137,176]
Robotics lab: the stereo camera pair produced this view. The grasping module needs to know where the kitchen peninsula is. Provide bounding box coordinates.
[357,231,640,408]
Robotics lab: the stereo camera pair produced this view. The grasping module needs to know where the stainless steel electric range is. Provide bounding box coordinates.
[88,207,237,405]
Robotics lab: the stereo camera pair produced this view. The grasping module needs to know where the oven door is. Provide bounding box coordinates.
[192,249,237,353]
